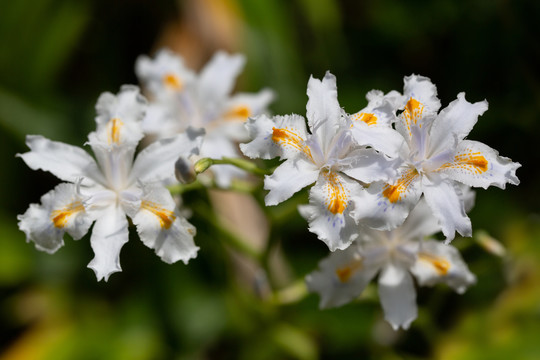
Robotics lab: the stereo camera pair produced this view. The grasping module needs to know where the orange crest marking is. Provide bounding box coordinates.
[271,127,312,159]
[163,73,182,90]
[402,98,425,136]
[141,201,176,229]
[225,105,251,120]
[336,259,362,282]
[351,112,378,126]
[382,168,419,203]
[439,151,488,174]
[418,252,451,275]
[51,202,85,228]
[324,171,348,215]
[107,118,123,145]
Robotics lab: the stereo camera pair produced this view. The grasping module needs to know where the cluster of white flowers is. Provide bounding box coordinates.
[18,50,273,281]
[241,72,520,329]
[17,49,520,330]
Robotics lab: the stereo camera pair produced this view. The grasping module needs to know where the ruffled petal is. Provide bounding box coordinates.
[306,72,341,152]
[411,240,476,294]
[436,140,520,189]
[403,74,441,113]
[422,176,471,242]
[299,172,362,251]
[241,114,310,160]
[378,264,417,330]
[17,183,93,253]
[132,185,198,265]
[351,169,423,231]
[130,127,204,184]
[223,89,275,131]
[198,51,245,102]
[93,85,146,146]
[135,48,196,98]
[306,243,378,308]
[18,135,104,185]
[427,93,488,158]
[264,158,319,205]
[87,205,129,281]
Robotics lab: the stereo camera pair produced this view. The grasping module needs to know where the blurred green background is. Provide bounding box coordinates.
[1,0,539,359]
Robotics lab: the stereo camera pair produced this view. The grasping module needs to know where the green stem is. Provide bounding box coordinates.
[195,157,272,176]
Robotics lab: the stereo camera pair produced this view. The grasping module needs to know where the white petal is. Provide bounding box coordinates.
[264,158,319,205]
[135,48,196,98]
[437,140,520,189]
[299,173,362,251]
[87,205,129,281]
[342,148,399,183]
[130,127,204,184]
[351,169,423,231]
[18,135,104,185]
[411,240,476,294]
[306,72,341,152]
[306,244,378,308]
[18,183,93,253]
[200,130,246,188]
[132,185,198,265]
[378,264,417,330]
[427,93,488,158]
[422,176,471,242]
[198,51,245,102]
[241,114,310,160]
[94,85,146,146]
[224,88,275,125]
[403,74,441,113]
[350,121,404,158]
[396,198,441,240]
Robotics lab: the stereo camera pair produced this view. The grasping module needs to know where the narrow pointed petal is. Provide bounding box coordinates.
[18,135,104,185]
[422,176,471,242]
[198,52,245,101]
[306,244,378,308]
[306,72,341,151]
[437,140,520,189]
[378,264,418,330]
[264,158,319,205]
[87,205,129,281]
[18,183,93,254]
[241,114,310,160]
[130,127,204,184]
[299,173,362,251]
[133,186,198,265]
[428,93,488,158]
[411,240,476,294]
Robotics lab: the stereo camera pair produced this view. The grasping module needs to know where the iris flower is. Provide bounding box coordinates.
[353,75,520,241]
[18,86,204,281]
[241,72,397,251]
[307,197,476,330]
[136,49,274,187]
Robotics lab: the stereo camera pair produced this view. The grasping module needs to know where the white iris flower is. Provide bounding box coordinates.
[241,72,397,251]
[136,49,274,187]
[18,86,204,281]
[306,197,476,330]
[353,75,520,241]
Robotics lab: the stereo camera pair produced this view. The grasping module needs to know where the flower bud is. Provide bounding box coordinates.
[193,158,213,174]
[175,156,197,184]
